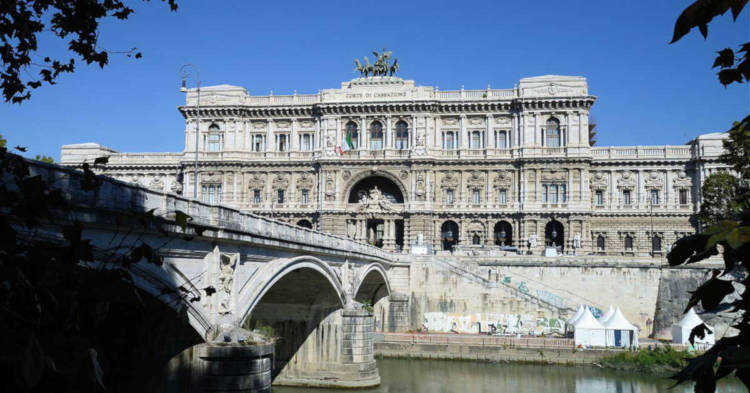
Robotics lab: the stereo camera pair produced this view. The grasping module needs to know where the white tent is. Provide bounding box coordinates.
[567,305,585,326]
[573,308,606,347]
[598,305,615,323]
[671,308,715,349]
[602,307,639,348]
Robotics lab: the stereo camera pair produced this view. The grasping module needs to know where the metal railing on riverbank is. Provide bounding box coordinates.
[378,332,574,349]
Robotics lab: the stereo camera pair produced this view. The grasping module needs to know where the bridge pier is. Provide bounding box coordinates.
[272,306,379,388]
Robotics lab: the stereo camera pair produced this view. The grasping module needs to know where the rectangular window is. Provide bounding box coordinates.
[301,189,309,204]
[623,190,632,205]
[253,135,264,152]
[472,189,481,204]
[471,131,483,149]
[498,189,507,204]
[650,189,660,205]
[550,185,558,203]
[207,134,222,152]
[277,190,285,204]
[301,134,311,151]
[561,184,566,203]
[253,190,261,204]
[444,132,455,150]
[446,189,454,204]
[542,185,548,203]
[277,134,288,152]
[679,189,688,205]
[201,184,222,204]
[497,131,507,148]
[595,190,603,205]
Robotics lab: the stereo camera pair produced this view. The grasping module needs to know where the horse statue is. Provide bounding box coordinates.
[354,49,398,77]
[389,58,399,76]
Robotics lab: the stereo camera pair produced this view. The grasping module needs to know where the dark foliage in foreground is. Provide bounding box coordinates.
[0,147,206,392]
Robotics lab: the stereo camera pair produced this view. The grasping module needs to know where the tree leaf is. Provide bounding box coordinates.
[93,156,109,166]
[686,272,736,312]
[174,210,191,231]
[713,48,735,68]
[203,286,216,296]
[688,323,712,344]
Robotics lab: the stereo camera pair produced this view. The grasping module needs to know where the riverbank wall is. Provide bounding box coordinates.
[379,255,722,340]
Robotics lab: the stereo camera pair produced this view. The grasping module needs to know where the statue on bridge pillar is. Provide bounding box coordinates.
[218,255,236,315]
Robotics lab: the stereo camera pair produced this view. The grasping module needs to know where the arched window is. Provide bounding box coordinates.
[395,121,409,149]
[596,235,605,251]
[441,221,459,251]
[472,234,481,245]
[206,123,223,152]
[652,236,661,253]
[296,219,313,229]
[624,235,633,251]
[345,122,359,149]
[546,118,561,147]
[370,121,384,150]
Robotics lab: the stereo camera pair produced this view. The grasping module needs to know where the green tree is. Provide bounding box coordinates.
[0,0,178,103]
[0,134,6,148]
[667,2,749,391]
[698,171,740,224]
[33,154,54,164]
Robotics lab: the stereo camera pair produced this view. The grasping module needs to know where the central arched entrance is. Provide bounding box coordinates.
[494,221,513,247]
[347,175,405,251]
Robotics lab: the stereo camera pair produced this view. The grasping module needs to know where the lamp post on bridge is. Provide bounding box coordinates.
[180,64,200,199]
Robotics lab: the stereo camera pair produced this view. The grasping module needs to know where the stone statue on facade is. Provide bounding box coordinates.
[171,168,184,195]
[573,232,581,249]
[528,233,538,250]
[217,255,235,315]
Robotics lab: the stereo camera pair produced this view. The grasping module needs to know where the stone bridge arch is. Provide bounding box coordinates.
[352,262,392,306]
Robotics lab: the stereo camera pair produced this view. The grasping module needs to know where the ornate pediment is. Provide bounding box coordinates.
[493,172,513,188]
[468,117,485,126]
[300,120,314,128]
[494,117,511,126]
[275,120,291,129]
[248,173,265,189]
[617,172,636,189]
[541,170,567,182]
[441,117,458,127]
[272,173,290,190]
[149,176,164,190]
[202,172,222,184]
[466,171,485,187]
[440,172,460,189]
[590,172,608,190]
[644,171,664,189]
[252,121,266,130]
[467,221,485,234]
[672,171,692,189]
[296,173,315,189]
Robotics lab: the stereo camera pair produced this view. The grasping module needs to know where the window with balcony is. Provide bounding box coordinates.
[301,189,309,204]
[395,121,409,149]
[446,189,454,204]
[345,121,359,149]
[370,121,384,150]
[253,189,261,204]
[679,189,688,204]
[595,190,604,206]
[470,131,483,149]
[443,131,456,150]
[650,189,660,205]
[546,118,561,147]
[277,190,285,204]
[253,134,265,152]
[300,134,312,151]
[201,184,222,204]
[496,130,507,148]
[276,134,289,152]
[498,189,507,204]
[622,190,632,205]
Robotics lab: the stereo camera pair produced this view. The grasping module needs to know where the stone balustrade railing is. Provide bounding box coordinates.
[591,146,693,160]
[29,159,395,263]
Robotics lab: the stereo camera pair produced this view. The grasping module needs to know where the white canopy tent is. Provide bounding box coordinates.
[566,305,585,332]
[602,307,639,348]
[671,308,715,349]
[573,308,606,347]
[598,305,615,324]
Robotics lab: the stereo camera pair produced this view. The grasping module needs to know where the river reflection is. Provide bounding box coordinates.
[274,358,745,393]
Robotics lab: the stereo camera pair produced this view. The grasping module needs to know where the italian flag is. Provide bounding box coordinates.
[338,130,354,155]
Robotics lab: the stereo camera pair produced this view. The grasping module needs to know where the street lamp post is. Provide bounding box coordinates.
[180,64,201,199]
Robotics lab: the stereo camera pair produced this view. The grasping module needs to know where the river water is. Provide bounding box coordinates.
[274,358,746,393]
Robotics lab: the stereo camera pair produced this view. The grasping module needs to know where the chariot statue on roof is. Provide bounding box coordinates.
[355,48,399,77]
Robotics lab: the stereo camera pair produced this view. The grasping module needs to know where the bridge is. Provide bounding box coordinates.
[23,159,410,391]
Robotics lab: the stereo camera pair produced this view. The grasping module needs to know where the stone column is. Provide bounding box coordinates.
[291,118,298,151]
[266,120,273,152]
[385,115,392,149]
[459,115,467,149]
[360,116,366,150]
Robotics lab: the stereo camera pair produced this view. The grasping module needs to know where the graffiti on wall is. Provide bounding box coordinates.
[536,289,566,309]
[422,312,566,335]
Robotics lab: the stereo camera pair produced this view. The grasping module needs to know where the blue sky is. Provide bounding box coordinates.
[1,0,748,160]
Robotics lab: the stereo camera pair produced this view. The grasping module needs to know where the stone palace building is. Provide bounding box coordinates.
[61,74,727,256]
